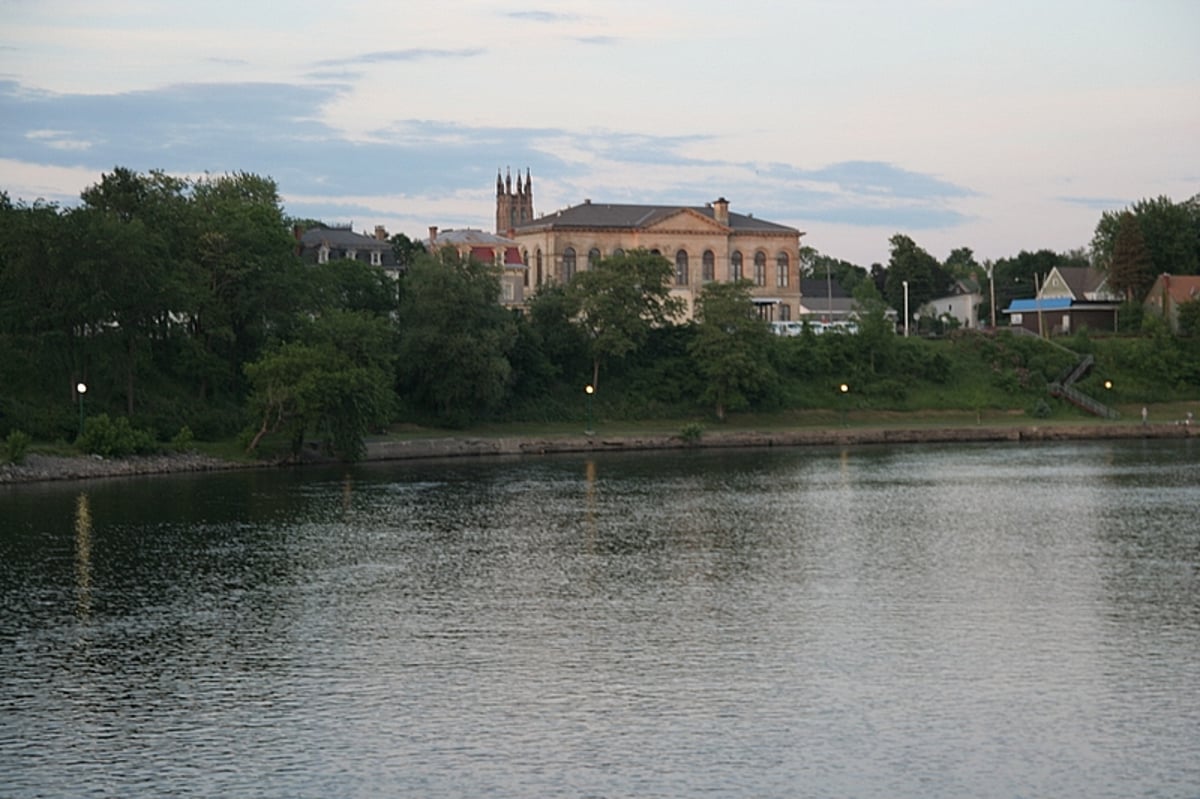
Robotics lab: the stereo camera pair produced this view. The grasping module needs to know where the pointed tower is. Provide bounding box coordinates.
[495,167,534,235]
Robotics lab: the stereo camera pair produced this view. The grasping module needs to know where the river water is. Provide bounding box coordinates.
[1,439,1198,798]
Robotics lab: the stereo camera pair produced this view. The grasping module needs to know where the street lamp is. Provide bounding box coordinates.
[839,383,849,427]
[76,382,87,440]
[585,384,595,435]
[902,280,910,337]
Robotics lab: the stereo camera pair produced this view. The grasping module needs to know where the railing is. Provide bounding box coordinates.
[1049,378,1120,420]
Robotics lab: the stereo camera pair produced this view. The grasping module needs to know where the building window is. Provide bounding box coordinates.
[502,280,515,302]
[370,250,382,266]
[536,249,543,285]
[776,252,789,287]
[317,245,329,264]
[731,251,743,281]
[754,252,767,286]
[675,250,689,286]
[523,250,530,287]
[613,248,625,258]
[562,247,576,282]
[588,247,601,269]
[779,304,791,321]
[702,250,715,282]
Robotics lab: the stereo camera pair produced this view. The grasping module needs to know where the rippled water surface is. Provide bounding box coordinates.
[2,440,1199,798]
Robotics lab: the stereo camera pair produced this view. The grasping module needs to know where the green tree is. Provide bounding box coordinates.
[244,311,394,461]
[852,279,896,374]
[566,249,685,390]
[1092,195,1200,278]
[943,246,980,280]
[883,234,951,320]
[395,250,517,427]
[1108,212,1156,301]
[688,280,774,420]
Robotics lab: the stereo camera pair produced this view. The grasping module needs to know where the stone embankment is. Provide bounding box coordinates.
[2,423,1194,486]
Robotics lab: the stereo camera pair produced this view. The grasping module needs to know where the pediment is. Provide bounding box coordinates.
[643,207,729,234]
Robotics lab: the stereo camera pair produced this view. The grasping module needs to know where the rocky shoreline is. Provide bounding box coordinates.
[1,422,1194,486]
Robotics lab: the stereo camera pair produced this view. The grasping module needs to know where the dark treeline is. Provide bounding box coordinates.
[2,169,1198,461]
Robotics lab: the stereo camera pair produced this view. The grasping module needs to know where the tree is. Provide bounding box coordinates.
[943,247,980,280]
[1108,212,1155,301]
[688,280,773,420]
[883,234,952,322]
[1092,195,1200,278]
[395,250,517,427]
[389,232,426,271]
[244,311,394,461]
[565,249,685,390]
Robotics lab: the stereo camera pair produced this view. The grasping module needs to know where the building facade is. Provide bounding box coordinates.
[497,175,804,321]
[424,226,528,309]
[295,224,401,280]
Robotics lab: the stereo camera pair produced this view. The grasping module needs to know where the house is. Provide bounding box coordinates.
[919,278,982,330]
[798,277,857,324]
[295,224,402,280]
[1144,273,1200,333]
[497,170,804,321]
[423,226,528,309]
[1003,265,1121,335]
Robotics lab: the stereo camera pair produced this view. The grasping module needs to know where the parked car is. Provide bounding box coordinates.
[769,321,804,337]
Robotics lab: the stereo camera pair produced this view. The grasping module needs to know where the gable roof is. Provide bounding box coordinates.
[513,201,800,236]
[1146,273,1200,306]
[800,277,851,299]
[1045,266,1113,300]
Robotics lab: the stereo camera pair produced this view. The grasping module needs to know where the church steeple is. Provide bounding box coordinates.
[495,166,534,235]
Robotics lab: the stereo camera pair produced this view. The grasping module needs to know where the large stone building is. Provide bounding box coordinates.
[496,171,805,320]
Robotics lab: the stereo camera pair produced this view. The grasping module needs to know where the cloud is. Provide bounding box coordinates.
[315,48,484,68]
[1057,195,1130,211]
[504,11,582,23]
[0,79,977,236]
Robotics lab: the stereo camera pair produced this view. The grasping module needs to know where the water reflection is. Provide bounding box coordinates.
[0,440,1197,798]
[74,492,92,620]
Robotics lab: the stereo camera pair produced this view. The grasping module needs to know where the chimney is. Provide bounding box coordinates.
[713,197,730,226]
[428,226,438,246]
[374,225,388,241]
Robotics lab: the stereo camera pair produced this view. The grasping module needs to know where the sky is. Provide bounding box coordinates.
[1,0,1198,268]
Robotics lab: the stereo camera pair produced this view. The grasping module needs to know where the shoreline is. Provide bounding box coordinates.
[1,421,1195,486]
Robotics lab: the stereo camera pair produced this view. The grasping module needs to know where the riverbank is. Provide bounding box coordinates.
[2,420,1195,485]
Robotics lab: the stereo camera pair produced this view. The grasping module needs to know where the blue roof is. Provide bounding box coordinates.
[1004,297,1073,313]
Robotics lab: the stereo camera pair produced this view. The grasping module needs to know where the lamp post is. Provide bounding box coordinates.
[985,261,996,329]
[585,384,594,436]
[76,382,87,440]
[839,382,849,427]
[902,280,910,337]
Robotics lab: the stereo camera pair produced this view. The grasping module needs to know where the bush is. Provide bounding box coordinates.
[1029,399,1053,419]
[5,430,32,464]
[77,414,158,457]
[680,422,705,444]
[170,425,195,453]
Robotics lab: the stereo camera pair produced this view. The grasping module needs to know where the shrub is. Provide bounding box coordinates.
[170,426,195,453]
[5,430,32,464]
[680,422,705,444]
[77,414,158,457]
[1029,399,1053,419]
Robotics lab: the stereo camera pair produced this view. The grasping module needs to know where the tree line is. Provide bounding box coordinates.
[2,169,1197,460]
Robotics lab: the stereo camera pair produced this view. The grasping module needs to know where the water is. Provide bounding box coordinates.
[2,439,1198,798]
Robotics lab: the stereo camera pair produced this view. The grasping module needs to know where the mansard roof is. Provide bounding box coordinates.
[514,201,800,235]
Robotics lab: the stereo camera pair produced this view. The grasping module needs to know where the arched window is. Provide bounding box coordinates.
[536,249,543,285]
[731,251,743,281]
[776,252,790,287]
[523,250,530,287]
[754,251,767,286]
[613,247,625,258]
[702,250,715,282]
[588,247,601,269]
[562,247,576,282]
[675,250,689,286]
